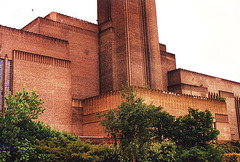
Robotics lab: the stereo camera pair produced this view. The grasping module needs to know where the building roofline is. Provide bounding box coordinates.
[45,11,97,26]
[39,17,97,34]
[22,16,97,35]
[169,68,240,85]
[160,51,175,58]
[0,24,68,45]
[22,17,40,31]
[81,86,224,103]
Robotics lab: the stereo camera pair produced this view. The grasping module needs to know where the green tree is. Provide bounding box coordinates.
[153,111,176,141]
[154,108,219,147]
[175,144,224,162]
[99,86,162,161]
[173,108,220,147]
[147,140,177,162]
[99,87,220,161]
[4,87,45,122]
[0,87,45,161]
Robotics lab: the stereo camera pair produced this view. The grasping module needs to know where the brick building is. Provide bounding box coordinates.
[0,0,239,141]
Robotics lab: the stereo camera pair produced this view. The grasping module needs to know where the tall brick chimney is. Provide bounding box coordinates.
[98,0,163,93]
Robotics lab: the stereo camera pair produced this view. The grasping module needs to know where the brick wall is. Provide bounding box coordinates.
[159,43,167,52]
[45,12,97,32]
[0,25,69,60]
[169,69,240,96]
[99,0,129,93]
[98,21,116,93]
[144,0,163,89]
[72,99,83,135]
[219,91,239,139]
[22,17,40,33]
[12,50,72,133]
[98,0,163,93]
[82,88,230,140]
[160,49,176,91]
[23,16,100,99]
[168,68,240,139]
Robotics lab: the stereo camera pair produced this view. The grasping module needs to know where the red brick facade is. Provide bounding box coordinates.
[81,88,230,141]
[0,0,239,141]
[12,50,72,133]
[98,0,163,93]
[168,69,240,139]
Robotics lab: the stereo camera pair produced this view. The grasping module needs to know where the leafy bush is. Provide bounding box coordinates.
[147,140,177,162]
[215,140,240,161]
[175,144,224,162]
[153,111,176,142]
[218,140,240,154]
[0,88,88,161]
[99,86,221,161]
[0,87,45,161]
[0,87,227,161]
[169,108,219,147]
[98,86,162,161]
[224,153,240,162]
[0,87,123,161]
[31,136,114,161]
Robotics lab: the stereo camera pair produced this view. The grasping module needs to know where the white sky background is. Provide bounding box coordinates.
[0,0,239,82]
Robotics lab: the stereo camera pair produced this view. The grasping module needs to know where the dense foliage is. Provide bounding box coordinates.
[0,88,113,161]
[32,137,114,161]
[1,86,240,161]
[99,86,221,161]
[0,87,45,161]
[172,108,219,147]
[98,86,163,161]
[174,144,224,162]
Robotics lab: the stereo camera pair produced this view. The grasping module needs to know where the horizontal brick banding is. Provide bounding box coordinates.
[13,50,71,68]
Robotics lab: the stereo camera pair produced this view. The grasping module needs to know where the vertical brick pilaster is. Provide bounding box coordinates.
[2,54,8,109]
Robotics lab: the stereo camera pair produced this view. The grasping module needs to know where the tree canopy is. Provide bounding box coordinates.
[99,86,220,161]
[99,86,163,161]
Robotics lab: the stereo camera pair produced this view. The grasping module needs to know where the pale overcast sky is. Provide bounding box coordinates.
[0,0,239,82]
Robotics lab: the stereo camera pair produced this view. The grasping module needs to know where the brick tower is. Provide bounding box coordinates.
[98,0,163,93]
